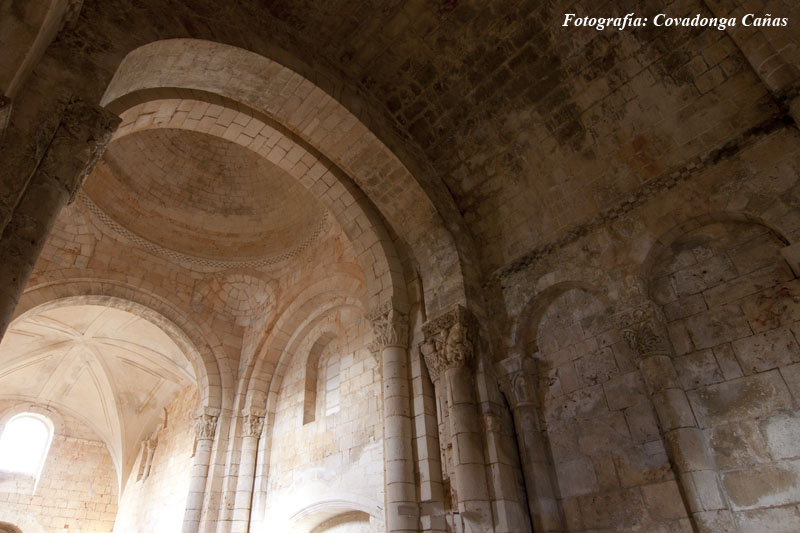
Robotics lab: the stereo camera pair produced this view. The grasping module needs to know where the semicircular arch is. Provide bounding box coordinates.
[14,280,229,412]
[100,38,470,315]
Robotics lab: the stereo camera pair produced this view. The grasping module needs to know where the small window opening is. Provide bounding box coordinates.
[0,413,53,484]
[303,332,337,425]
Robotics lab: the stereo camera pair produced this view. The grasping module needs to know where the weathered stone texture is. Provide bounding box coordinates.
[1,0,800,531]
[652,219,800,526]
[536,288,689,531]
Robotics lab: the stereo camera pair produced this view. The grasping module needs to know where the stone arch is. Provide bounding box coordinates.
[96,91,400,305]
[13,280,229,412]
[641,210,791,282]
[264,299,365,424]
[510,279,686,531]
[513,277,612,356]
[0,402,65,436]
[641,214,800,529]
[98,38,469,315]
[242,270,366,406]
[288,496,382,532]
[309,510,372,533]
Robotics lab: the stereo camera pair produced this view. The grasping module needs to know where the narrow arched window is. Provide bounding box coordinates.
[303,332,337,425]
[0,413,53,481]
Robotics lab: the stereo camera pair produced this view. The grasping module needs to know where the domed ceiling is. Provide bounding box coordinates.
[84,129,326,264]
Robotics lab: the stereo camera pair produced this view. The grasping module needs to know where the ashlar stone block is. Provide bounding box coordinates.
[732,326,800,375]
[723,459,800,511]
[687,370,793,428]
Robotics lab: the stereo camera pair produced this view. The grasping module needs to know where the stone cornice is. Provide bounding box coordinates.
[491,113,790,285]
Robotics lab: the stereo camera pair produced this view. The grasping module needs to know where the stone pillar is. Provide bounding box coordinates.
[496,355,563,533]
[231,409,264,533]
[183,407,219,533]
[0,98,118,340]
[369,303,419,533]
[410,342,446,532]
[612,302,735,532]
[422,305,492,531]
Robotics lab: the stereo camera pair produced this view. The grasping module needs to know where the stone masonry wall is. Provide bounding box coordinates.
[501,123,800,532]
[263,306,384,529]
[535,289,692,532]
[650,220,800,531]
[113,385,200,533]
[0,403,118,533]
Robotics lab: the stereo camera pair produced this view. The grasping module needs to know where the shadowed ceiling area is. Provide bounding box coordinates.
[85,128,327,262]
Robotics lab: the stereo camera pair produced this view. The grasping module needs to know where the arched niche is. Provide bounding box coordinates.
[644,216,800,530]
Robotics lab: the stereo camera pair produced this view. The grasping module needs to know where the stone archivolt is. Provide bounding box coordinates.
[2,2,800,532]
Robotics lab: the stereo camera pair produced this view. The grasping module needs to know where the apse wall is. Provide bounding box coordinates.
[262,307,384,530]
[0,401,118,532]
[113,385,200,533]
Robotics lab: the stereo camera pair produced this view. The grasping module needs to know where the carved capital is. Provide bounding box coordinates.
[194,408,220,441]
[40,99,120,203]
[611,301,672,360]
[368,301,409,350]
[241,413,265,438]
[420,305,477,381]
[497,364,537,409]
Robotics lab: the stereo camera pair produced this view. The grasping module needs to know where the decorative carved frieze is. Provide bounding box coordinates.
[368,301,409,350]
[40,99,119,203]
[420,305,477,381]
[612,301,673,359]
[194,409,220,441]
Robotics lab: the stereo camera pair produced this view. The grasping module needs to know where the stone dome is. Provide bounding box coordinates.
[84,128,326,263]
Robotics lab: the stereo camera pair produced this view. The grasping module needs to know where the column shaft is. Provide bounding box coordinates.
[183,439,213,533]
[382,344,419,532]
[231,434,260,533]
[640,354,734,532]
[183,410,219,533]
[614,302,735,532]
[0,99,118,339]
[509,400,562,532]
[444,365,492,527]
